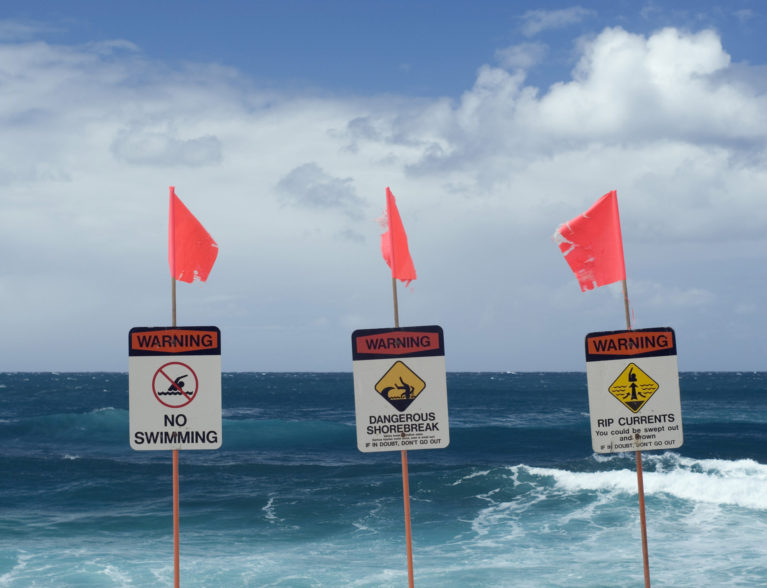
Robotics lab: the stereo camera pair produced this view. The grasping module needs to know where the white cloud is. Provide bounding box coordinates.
[495,42,549,70]
[1,25,767,370]
[733,9,754,24]
[111,125,223,166]
[0,19,58,41]
[276,162,364,219]
[633,281,716,308]
[538,27,757,142]
[521,7,594,37]
[340,27,767,238]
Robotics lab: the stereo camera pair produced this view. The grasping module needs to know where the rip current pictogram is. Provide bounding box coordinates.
[608,362,659,413]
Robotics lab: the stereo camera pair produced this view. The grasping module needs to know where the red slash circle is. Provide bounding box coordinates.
[153,362,198,408]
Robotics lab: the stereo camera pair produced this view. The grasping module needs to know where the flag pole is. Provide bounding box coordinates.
[401,449,415,588]
[173,448,180,588]
[624,278,650,588]
[170,188,180,588]
[622,279,631,334]
[166,185,218,588]
[172,280,181,588]
[392,277,415,588]
[172,278,177,328]
[170,276,180,588]
[636,445,650,588]
[392,277,400,329]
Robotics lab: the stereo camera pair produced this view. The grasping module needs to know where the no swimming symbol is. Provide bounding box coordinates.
[153,362,199,408]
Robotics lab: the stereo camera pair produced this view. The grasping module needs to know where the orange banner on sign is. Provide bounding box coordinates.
[355,331,440,356]
[587,330,673,357]
[131,329,219,354]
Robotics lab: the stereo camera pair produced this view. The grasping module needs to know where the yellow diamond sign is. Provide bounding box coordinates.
[608,363,659,413]
[375,361,426,412]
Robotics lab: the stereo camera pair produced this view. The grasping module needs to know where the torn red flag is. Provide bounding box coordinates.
[554,190,626,291]
[168,186,218,283]
[381,187,417,286]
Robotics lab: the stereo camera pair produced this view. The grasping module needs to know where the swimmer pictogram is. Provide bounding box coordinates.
[152,362,199,408]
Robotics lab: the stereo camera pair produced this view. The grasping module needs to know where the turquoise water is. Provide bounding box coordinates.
[0,372,766,586]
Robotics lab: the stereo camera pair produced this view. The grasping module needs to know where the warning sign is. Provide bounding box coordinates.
[608,363,658,413]
[129,326,221,451]
[585,327,683,454]
[352,325,449,453]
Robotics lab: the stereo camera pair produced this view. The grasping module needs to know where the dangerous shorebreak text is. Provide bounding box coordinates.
[367,411,438,434]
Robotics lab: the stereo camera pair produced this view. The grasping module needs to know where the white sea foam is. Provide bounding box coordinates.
[444,459,767,587]
[0,551,32,584]
[100,564,132,584]
[262,496,282,523]
[451,469,491,486]
[470,500,526,544]
[352,498,385,536]
[524,454,767,510]
[222,407,264,418]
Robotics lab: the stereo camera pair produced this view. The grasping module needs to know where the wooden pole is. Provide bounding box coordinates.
[171,276,180,588]
[636,447,650,588]
[173,448,180,588]
[172,277,177,329]
[624,278,651,588]
[392,277,400,329]
[622,279,631,333]
[401,448,415,588]
[392,277,415,588]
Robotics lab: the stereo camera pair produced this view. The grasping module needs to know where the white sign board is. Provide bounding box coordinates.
[129,326,222,450]
[585,327,683,453]
[352,326,449,452]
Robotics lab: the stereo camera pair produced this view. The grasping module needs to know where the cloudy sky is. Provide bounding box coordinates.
[2,1,767,372]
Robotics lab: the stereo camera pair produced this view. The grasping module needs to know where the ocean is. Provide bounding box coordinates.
[0,372,766,587]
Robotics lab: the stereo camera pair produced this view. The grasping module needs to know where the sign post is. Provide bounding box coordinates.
[352,324,449,587]
[585,326,683,588]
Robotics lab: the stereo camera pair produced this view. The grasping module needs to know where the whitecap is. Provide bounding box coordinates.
[262,497,283,523]
[450,469,491,486]
[524,454,767,510]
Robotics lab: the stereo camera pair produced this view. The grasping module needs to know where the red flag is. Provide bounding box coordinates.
[168,186,218,283]
[554,190,626,291]
[381,187,416,286]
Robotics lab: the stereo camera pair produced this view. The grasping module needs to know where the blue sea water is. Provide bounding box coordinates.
[0,372,766,587]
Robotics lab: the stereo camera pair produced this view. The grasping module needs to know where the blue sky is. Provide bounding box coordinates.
[2,1,767,371]
[8,1,765,96]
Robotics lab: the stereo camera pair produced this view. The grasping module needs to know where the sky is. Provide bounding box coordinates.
[2,1,767,372]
